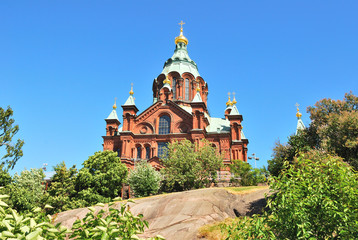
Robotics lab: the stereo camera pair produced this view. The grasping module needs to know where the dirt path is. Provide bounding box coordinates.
[55,187,269,240]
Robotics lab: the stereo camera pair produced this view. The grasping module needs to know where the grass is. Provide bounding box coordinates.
[128,185,269,201]
[197,218,240,240]
[223,185,269,195]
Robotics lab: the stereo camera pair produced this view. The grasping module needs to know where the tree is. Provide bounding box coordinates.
[268,131,312,177]
[268,92,358,176]
[224,150,358,239]
[0,165,11,187]
[230,160,268,186]
[0,106,24,170]
[47,161,81,213]
[308,92,358,168]
[196,139,224,184]
[127,160,161,197]
[161,139,223,191]
[75,151,128,206]
[7,168,46,212]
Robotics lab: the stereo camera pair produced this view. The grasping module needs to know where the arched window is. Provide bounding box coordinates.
[158,142,168,158]
[159,115,170,134]
[145,146,150,159]
[185,78,189,101]
[172,77,176,99]
[137,146,141,159]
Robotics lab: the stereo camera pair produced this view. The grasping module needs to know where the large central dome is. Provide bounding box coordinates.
[161,29,200,78]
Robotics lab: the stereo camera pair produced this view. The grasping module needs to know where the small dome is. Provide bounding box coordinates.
[175,29,188,45]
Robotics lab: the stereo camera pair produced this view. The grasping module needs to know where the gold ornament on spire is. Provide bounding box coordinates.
[163,75,171,84]
[175,21,189,45]
[226,92,232,106]
[129,83,134,95]
[112,97,117,109]
[296,103,302,118]
[232,92,237,105]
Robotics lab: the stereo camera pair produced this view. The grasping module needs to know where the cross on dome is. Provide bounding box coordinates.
[179,21,185,29]
[175,20,188,45]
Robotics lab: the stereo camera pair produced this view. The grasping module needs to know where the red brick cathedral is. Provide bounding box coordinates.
[103,23,248,173]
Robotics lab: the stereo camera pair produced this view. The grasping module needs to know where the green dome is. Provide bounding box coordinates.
[162,42,200,77]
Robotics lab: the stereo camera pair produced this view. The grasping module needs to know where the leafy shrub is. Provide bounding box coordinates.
[0,192,165,240]
[128,160,161,197]
[223,150,358,239]
[0,191,70,239]
[71,198,164,240]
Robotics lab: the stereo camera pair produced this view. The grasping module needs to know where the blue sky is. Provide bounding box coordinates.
[1,1,357,174]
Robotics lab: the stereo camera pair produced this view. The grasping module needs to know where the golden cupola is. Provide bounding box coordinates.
[175,21,188,45]
[296,103,302,118]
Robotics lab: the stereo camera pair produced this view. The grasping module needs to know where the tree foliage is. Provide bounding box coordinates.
[0,165,11,187]
[0,194,70,239]
[75,151,128,206]
[0,106,24,170]
[0,193,164,240]
[308,92,358,168]
[224,150,358,239]
[230,160,268,186]
[46,161,81,213]
[268,92,358,176]
[128,160,161,197]
[6,168,46,213]
[71,199,164,240]
[161,139,223,191]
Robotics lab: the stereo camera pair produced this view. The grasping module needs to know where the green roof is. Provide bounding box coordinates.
[162,42,200,77]
[106,109,119,120]
[123,95,135,106]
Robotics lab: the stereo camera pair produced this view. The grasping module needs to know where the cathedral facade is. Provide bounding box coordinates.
[102,24,248,173]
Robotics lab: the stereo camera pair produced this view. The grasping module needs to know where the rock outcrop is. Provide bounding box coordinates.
[55,187,269,240]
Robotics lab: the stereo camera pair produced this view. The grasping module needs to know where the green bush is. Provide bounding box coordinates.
[224,150,358,239]
[128,160,161,197]
[71,199,164,240]
[0,191,70,239]
[0,192,165,240]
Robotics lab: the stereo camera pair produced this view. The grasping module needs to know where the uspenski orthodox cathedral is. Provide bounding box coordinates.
[102,22,248,174]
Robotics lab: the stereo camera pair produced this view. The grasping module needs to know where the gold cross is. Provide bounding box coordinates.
[295,103,299,108]
[233,92,236,97]
[179,21,185,29]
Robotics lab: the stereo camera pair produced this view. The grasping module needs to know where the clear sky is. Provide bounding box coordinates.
[1,1,357,174]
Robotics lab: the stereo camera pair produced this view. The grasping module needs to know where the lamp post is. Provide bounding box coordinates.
[248,153,259,169]
[42,163,48,171]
